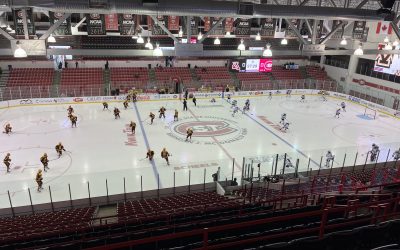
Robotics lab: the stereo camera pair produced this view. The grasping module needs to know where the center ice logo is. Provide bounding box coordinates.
[174,121,238,137]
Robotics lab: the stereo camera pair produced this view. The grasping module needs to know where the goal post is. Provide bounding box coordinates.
[363,106,377,119]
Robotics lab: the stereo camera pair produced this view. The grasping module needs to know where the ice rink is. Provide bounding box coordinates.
[1,92,400,208]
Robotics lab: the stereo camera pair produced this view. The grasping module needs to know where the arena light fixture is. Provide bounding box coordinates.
[136,34,144,44]
[255,32,261,41]
[14,41,27,58]
[393,39,399,47]
[197,32,203,40]
[47,34,56,43]
[225,31,231,37]
[145,37,153,49]
[340,37,347,45]
[262,44,272,57]
[353,44,364,56]
[384,36,390,43]
[384,42,392,50]
[153,43,163,56]
[6,24,11,32]
[214,37,221,45]
[178,28,183,37]
[238,39,245,51]
[131,34,138,39]
[281,38,288,45]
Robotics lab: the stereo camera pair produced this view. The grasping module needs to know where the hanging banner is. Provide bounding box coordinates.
[204,17,211,32]
[234,18,251,36]
[49,12,71,36]
[331,20,344,39]
[86,13,106,35]
[260,18,275,37]
[352,21,366,40]
[147,16,153,31]
[224,18,234,33]
[119,14,135,35]
[13,8,35,36]
[105,14,119,31]
[210,17,224,35]
[168,16,180,31]
[152,16,167,35]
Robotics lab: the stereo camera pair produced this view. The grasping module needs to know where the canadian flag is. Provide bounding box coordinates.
[376,21,393,35]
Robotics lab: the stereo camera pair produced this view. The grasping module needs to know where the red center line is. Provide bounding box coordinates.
[187,108,242,173]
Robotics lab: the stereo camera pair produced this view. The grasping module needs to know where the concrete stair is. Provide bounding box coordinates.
[50,70,61,97]
[103,69,110,95]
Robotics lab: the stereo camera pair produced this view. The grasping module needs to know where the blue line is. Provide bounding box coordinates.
[226,99,320,168]
[133,102,163,188]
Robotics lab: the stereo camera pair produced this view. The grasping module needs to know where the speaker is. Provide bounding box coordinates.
[142,0,158,6]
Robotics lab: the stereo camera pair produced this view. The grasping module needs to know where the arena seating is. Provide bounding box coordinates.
[194,67,233,90]
[241,81,274,91]
[110,67,149,91]
[154,67,193,90]
[59,68,104,97]
[271,66,304,80]
[306,66,330,81]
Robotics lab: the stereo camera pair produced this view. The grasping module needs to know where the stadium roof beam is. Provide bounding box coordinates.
[0,27,14,40]
[40,13,71,40]
[186,16,191,42]
[21,9,29,40]
[299,0,310,6]
[198,18,225,43]
[150,15,179,44]
[311,19,319,44]
[355,0,370,9]
[21,0,385,21]
[390,21,400,40]
[284,18,309,45]
[327,0,337,8]
[320,21,345,44]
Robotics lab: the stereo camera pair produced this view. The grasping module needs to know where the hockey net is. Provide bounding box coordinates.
[363,107,377,119]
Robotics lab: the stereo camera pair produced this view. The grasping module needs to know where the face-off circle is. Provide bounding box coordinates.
[167,116,247,145]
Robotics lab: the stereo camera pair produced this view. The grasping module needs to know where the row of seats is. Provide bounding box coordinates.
[306,66,331,81]
[7,68,54,87]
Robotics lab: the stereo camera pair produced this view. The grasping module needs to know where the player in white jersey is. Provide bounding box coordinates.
[286,90,292,98]
[268,92,272,100]
[341,102,346,112]
[335,108,341,118]
[280,113,287,124]
[231,100,237,108]
[280,122,290,132]
[325,151,335,167]
[232,106,239,117]
[370,143,380,161]
[300,95,305,102]
[392,148,400,161]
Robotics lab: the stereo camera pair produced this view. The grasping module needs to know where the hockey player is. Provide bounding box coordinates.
[123,100,129,110]
[186,128,193,141]
[286,90,292,98]
[132,93,137,103]
[55,142,66,158]
[321,92,327,101]
[103,102,109,110]
[300,95,305,102]
[285,158,294,168]
[146,149,155,161]
[210,98,216,103]
[129,121,136,134]
[232,106,239,117]
[174,110,179,121]
[161,148,170,165]
[150,112,155,124]
[159,107,166,118]
[392,148,400,161]
[36,169,43,192]
[4,123,12,134]
[227,94,231,103]
[370,144,380,162]
[67,106,74,115]
[245,99,250,108]
[280,113,287,124]
[69,114,78,128]
[231,100,237,109]
[183,99,188,111]
[40,153,49,172]
[193,96,197,106]
[280,122,290,132]
[341,102,346,112]
[325,151,335,167]
[335,108,341,118]
[3,153,11,173]
[114,108,120,119]
[268,92,272,100]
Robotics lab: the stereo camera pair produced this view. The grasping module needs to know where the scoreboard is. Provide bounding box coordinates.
[229,59,273,73]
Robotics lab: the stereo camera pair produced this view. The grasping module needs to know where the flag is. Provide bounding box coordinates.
[376,21,392,35]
